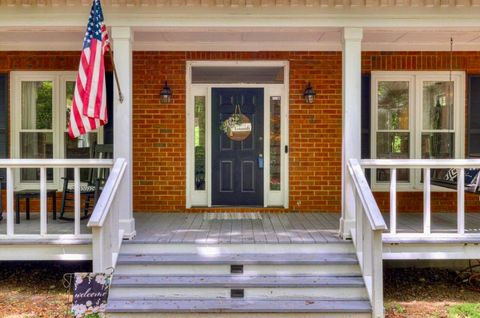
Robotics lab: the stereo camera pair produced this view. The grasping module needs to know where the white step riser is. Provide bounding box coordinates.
[109,287,368,300]
[121,243,354,255]
[107,313,372,318]
[114,264,362,276]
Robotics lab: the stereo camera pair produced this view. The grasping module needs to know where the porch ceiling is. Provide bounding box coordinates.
[1,27,480,51]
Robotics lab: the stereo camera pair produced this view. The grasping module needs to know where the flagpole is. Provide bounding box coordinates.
[108,50,124,104]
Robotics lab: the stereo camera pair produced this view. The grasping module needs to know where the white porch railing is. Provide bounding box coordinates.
[347,159,387,318]
[0,158,127,272]
[361,159,480,239]
[0,159,113,240]
[88,158,127,272]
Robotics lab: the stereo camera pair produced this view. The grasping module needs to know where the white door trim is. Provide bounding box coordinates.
[185,60,289,208]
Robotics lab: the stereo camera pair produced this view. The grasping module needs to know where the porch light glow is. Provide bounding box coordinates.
[160,81,172,104]
[303,82,316,104]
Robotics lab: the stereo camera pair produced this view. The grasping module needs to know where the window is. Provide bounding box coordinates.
[371,71,465,189]
[11,72,103,189]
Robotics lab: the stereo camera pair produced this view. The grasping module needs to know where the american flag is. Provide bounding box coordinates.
[68,0,110,139]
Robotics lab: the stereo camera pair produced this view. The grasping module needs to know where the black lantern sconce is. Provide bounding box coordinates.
[303,82,316,104]
[160,81,172,104]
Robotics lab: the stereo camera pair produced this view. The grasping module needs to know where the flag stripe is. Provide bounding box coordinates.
[68,0,109,140]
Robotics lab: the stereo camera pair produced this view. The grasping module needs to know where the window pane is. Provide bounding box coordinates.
[65,81,75,129]
[21,81,53,130]
[192,67,284,84]
[377,81,409,130]
[376,132,410,182]
[20,132,53,181]
[422,81,454,130]
[422,133,454,159]
[270,96,281,191]
[194,96,206,191]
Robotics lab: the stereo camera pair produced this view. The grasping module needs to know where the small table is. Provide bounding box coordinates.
[14,189,57,224]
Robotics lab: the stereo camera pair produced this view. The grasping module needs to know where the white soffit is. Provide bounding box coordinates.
[1,28,480,51]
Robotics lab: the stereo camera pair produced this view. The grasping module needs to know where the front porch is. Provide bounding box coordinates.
[3,211,480,246]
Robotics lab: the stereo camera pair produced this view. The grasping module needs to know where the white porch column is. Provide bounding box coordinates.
[340,27,363,239]
[111,27,136,239]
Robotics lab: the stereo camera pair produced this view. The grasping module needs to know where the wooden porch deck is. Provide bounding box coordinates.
[2,212,480,241]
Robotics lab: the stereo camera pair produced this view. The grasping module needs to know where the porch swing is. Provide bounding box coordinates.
[429,38,480,193]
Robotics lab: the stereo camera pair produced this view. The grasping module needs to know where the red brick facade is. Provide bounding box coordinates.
[1,51,480,214]
[132,52,343,212]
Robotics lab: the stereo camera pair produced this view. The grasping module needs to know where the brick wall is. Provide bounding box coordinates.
[133,52,343,212]
[363,51,480,213]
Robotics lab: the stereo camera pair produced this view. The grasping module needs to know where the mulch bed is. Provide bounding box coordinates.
[0,261,91,318]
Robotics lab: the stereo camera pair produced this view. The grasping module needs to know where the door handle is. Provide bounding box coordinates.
[258,154,264,169]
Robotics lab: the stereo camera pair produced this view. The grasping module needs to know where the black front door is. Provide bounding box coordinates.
[212,88,264,206]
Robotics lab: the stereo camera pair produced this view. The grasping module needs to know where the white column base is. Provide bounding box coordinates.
[120,217,136,240]
[339,216,354,239]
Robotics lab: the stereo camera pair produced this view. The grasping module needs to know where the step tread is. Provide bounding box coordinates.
[116,253,358,265]
[111,275,365,288]
[106,299,372,313]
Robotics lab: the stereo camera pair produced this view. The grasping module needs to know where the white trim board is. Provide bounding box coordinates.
[185,61,289,209]
[3,7,480,28]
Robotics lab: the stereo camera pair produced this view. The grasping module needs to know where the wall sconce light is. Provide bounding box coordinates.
[160,81,172,104]
[303,82,316,104]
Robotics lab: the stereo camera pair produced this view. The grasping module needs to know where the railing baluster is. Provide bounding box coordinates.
[355,192,363,255]
[371,230,384,318]
[457,168,465,235]
[390,168,397,235]
[363,215,372,276]
[40,167,47,235]
[74,167,81,236]
[6,168,14,236]
[423,168,431,235]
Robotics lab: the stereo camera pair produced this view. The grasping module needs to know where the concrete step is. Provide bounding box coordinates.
[114,263,362,276]
[109,275,368,300]
[120,243,355,255]
[111,275,365,288]
[116,253,359,265]
[106,298,372,314]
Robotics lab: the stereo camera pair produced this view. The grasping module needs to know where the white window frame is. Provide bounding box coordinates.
[10,71,104,190]
[185,60,289,208]
[371,71,465,191]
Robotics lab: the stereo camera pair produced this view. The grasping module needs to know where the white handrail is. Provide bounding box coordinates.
[87,158,128,272]
[347,158,387,318]
[361,158,480,168]
[348,159,387,231]
[0,159,113,168]
[88,158,127,227]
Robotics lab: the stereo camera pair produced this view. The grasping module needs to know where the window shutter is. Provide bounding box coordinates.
[0,74,7,183]
[468,75,480,157]
[104,71,114,145]
[361,74,371,184]
[361,74,371,159]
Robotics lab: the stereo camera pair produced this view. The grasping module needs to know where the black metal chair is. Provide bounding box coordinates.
[59,144,113,220]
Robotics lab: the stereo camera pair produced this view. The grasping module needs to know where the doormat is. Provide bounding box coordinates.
[203,212,262,220]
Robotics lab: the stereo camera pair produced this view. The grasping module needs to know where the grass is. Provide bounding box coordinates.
[448,304,480,318]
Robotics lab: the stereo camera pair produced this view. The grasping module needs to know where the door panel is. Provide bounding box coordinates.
[212,88,264,206]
